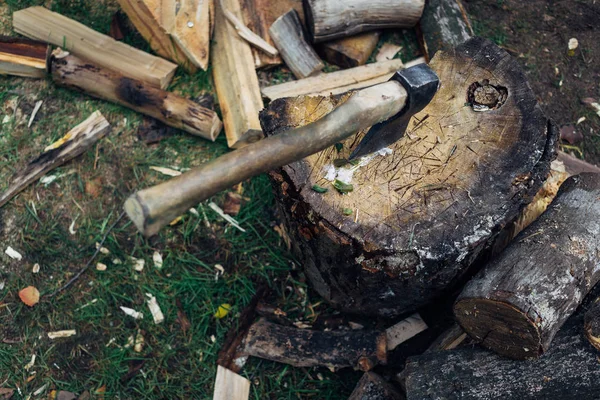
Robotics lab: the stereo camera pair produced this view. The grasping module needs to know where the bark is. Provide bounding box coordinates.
[243,318,387,371]
[50,50,221,141]
[348,372,405,400]
[303,0,425,42]
[260,37,558,317]
[455,173,600,359]
[269,9,324,79]
[317,32,381,69]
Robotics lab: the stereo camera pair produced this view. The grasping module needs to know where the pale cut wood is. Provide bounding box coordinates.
[51,50,221,141]
[212,0,264,148]
[0,111,110,208]
[317,32,381,69]
[269,9,324,79]
[0,37,49,78]
[386,314,428,351]
[376,43,402,63]
[304,0,425,42]
[240,0,304,69]
[261,58,404,100]
[116,0,197,73]
[455,173,600,360]
[219,0,277,57]
[13,6,177,89]
[162,0,211,70]
[213,366,250,400]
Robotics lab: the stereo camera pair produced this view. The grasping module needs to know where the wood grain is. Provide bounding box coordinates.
[0,36,49,78]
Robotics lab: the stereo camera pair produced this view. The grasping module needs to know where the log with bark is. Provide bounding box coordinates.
[454,173,600,359]
[50,50,221,141]
[269,9,324,79]
[317,32,381,69]
[405,295,600,400]
[303,0,425,42]
[0,37,50,78]
[348,372,404,400]
[417,0,473,62]
[259,37,558,317]
[13,6,177,89]
[0,111,111,208]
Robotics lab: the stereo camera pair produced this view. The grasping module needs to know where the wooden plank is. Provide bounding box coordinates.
[0,111,111,208]
[317,32,381,69]
[116,0,196,72]
[0,36,49,78]
[212,0,263,148]
[51,50,221,141]
[213,366,250,400]
[13,6,177,89]
[162,0,211,70]
[261,58,405,100]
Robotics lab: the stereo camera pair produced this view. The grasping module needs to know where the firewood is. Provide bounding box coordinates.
[304,0,425,43]
[405,305,600,400]
[116,0,196,72]
[261,58,405,100]
[269,9,324,79]
[50,50,221,141]
[162,0,212,70]
[348,372,404,400]
[212,0,264,148]
[455,173,600,360]
[584,297,600,351]
[213,366,250,400]
[558,150,600,175]
[243,318,387,371]
[417,0,473,62]
[239,0,304,69]
[0,37,49,78]
[317,32,381,69]
[259,37,558,317]
[13,6,177,89]
[0,111,110,208]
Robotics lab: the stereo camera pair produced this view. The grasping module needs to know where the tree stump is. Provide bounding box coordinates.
[259,37,558,317]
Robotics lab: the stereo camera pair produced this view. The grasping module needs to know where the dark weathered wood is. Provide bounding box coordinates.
[584,297,600,351]
[349,372,405,400]
[417,0,473,62]
[317,32,381,69]
[260,37,558,317]
[405,304,600,400]
[243,318,387,371]
[0,36,49,78]
[0,112,110,208]
[50,50,221,141]
[455,173,600,359]
[269,9,324,79]
[303,0,425,42]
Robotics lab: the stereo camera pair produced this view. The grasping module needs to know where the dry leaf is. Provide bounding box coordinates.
[222,192,243,216]
[176,299,191,334]
[214,303,231,319]
[19,286,40,307]
[560,125,583,145]
[85,178,103,198]
[0,388,14,399]
[274,224,292,250]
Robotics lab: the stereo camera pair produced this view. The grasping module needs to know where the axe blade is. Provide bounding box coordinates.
[349,63,440,160]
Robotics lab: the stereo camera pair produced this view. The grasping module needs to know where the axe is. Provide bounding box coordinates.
[125,64,440,237]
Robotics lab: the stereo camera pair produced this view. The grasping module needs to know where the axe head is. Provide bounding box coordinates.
[349,63,440,160]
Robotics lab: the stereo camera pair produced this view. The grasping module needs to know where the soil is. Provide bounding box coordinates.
[464,0,600,165]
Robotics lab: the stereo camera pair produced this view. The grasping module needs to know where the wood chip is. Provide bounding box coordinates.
[47,330,77,339]
[5,246,23,260]
[96,263,107,271]
[32,263,40,273]
[146,293,165,324]
[375,43,402,62]
[385,313,428,351]
[130,257,145,272]
[120,306,144,320]
[152,251,163,269]
[28,100,43,128]
[149,166,182,177]
[209,202,246,232]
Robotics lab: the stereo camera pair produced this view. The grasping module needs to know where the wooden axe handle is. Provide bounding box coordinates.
[125,81,408,236]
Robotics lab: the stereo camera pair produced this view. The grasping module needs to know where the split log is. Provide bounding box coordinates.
[584,297,600,351]
[0,37,50,78]
[349,372,404,400]
[455,173,600,359]
[115,0,195,72]
[259,37,558,317]
[239,0,304,69]
[404,306,600,399]
[269,9,324,79]
[13,6,177,89]
[161,0,212,70]
[0,111,110,208]
[50,50,221,141]
[213,366,250,400]
[317,32,381,69]
[212,0,264,148]
[417,0,473,62]
[243,318,387,371]
[303,0,425,43]
[261,58,405,100]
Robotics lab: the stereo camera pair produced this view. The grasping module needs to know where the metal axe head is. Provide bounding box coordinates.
[349,63,440,160]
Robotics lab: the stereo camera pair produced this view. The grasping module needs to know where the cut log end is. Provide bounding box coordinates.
[454,298,542,359]
[124,194,150,236]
